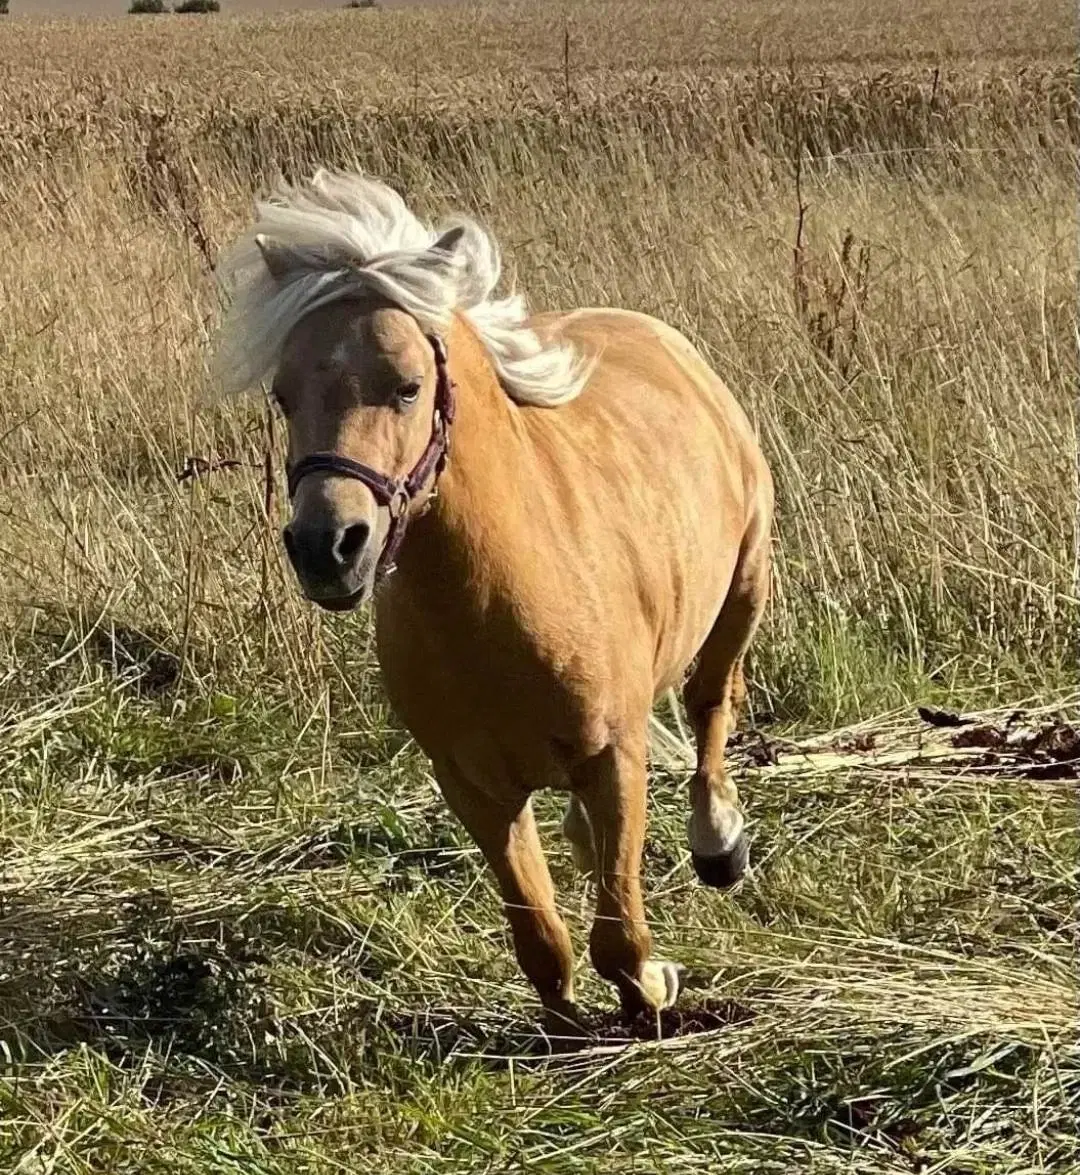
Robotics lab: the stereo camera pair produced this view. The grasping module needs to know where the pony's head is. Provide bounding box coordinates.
[213,170,587,610]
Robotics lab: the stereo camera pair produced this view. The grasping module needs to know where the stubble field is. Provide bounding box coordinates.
[1,1,1078,1171]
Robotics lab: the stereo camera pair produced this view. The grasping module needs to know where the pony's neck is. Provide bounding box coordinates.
[393,315,529,597]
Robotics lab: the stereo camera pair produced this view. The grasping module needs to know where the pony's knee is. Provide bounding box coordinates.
[729,663,747,714]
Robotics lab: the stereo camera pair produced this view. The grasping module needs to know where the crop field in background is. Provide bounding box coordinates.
[1,1,1077,1171]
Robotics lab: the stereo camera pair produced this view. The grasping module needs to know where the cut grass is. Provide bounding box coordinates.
[1,673,1077,1172]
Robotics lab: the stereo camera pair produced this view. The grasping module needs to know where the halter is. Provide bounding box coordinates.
[286,333,456,581]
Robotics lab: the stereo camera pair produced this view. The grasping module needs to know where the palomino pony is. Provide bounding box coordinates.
[214,171,774,1036]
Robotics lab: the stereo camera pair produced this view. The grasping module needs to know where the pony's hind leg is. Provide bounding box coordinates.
[561,794,596,877]
[572,738,682,1018]
[683,525,770,888]
[434,759,581,1039]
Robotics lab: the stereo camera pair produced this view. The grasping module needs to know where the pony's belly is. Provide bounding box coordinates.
[651,554,741,696]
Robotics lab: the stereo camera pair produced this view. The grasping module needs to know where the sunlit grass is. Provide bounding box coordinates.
[0,0,1077,1170]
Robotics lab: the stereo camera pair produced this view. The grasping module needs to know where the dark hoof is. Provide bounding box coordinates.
[691,833,749,889]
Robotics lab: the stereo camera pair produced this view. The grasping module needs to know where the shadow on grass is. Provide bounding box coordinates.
[0,890,269,1064]
[140,820,474,886]
[0,876,756,1101]
[373,995,756,1069]
[10,603,194,699]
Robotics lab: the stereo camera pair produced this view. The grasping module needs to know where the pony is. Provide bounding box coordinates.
[213,170,774,1037]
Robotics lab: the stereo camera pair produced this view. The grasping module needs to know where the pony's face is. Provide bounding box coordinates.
[270,298,441,611]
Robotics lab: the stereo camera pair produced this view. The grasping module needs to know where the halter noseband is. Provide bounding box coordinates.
[285,333,456,581]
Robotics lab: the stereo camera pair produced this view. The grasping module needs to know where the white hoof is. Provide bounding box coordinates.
[637,959,684,1010]
[687,802,745,858]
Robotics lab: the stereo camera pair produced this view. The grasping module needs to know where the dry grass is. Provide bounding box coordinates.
[1,1,1077,1171]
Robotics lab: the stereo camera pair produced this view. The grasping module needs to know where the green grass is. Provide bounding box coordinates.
[2,633,1076,1172]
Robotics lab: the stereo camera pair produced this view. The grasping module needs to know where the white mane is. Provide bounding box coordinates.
[213,169,590,408]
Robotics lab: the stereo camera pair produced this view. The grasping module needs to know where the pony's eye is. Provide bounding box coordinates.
[396,380,422,407]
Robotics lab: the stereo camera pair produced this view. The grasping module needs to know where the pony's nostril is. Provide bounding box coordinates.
[334,522,370,565]
[283,524,367,580]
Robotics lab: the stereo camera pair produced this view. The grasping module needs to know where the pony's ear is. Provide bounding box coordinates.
[419,225,468,276]
[254,234,306,283]
[431,225,466,258]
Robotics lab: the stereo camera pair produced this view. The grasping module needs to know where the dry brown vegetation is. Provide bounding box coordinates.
[1,2,1077,1171]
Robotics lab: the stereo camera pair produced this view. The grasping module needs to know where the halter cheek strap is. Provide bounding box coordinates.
[285,333,456,581]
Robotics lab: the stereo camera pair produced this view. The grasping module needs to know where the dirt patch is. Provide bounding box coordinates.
[373,997,755,1067]
[589,997,755,1043]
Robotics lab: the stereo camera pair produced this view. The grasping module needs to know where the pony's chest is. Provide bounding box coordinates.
[373,592,621,767]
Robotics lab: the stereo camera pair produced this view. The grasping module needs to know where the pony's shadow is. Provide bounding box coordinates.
[0,850,539,1096]
[1,878,752,1097]
[12,605,187,700]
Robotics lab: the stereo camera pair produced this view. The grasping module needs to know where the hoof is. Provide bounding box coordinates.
[541,1002,589,1050]
[625,959,684,1016]
[568,840,596,879]
[691,832,749,889]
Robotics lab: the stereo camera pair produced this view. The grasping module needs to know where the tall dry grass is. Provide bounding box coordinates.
[1,6,1075,718]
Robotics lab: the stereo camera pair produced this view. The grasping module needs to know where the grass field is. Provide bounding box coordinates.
[1,1,1078,1171]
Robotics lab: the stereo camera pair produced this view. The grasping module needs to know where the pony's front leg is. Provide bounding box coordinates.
[433,759,582,1041]
[572,738,682,1019]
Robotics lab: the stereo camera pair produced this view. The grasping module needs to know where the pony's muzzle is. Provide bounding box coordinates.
[282,520,372,609]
